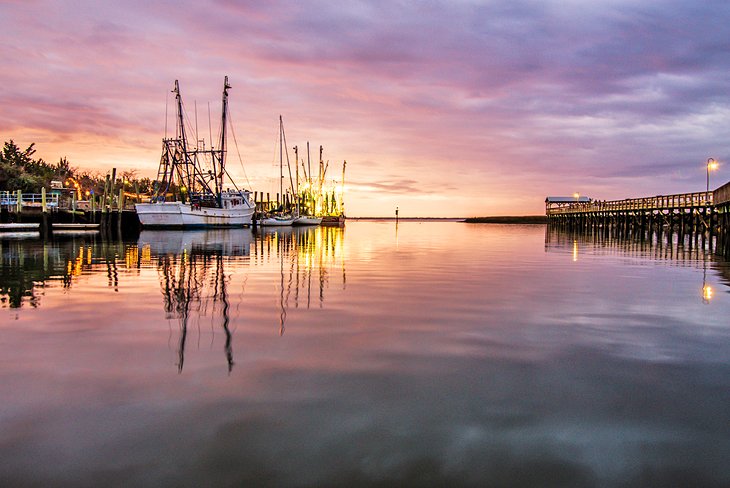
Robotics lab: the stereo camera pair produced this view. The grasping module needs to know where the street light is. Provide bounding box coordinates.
[707,157,719,194]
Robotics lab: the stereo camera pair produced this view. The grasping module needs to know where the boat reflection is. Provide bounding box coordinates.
[137,229,252,373]
[136,226,346,372]
[2,226,346,369]
[252,225,346,335]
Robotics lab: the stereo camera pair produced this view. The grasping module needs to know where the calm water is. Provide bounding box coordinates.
[1,222,729,487]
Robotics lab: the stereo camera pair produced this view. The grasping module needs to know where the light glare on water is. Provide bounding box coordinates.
[1,221,729,487]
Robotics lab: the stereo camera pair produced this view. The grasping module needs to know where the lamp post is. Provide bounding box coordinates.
[707,157,718,194]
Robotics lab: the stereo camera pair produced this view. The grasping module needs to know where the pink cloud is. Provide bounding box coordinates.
[1,0,729,216]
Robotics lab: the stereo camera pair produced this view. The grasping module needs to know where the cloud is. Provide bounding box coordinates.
[1,0,730,215]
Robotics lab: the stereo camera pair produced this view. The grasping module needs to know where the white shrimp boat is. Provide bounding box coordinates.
[137,191,254,228]
[136,77,255,228]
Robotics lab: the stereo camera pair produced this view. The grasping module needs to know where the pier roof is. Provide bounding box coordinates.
[545,196,591,203]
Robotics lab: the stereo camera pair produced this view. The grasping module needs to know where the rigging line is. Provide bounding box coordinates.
[208,102,213,151]
[281,118,295,195]
[226,110,252,189]
[269,120,279,168]
[164,89,169,139]
[180,100,197,147]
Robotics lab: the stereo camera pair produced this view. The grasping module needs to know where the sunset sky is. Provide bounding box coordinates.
[2,0,730,217]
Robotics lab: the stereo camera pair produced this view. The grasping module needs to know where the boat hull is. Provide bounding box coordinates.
[136,202,255,228]
[258,216,295,226]
[292,216,322,226]
[320,215,345,226]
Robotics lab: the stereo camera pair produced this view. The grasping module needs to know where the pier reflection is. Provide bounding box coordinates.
[545,224,730,300]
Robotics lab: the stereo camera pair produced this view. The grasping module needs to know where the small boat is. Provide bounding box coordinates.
[320,215,345,226]
[135,77,255,228]
[257,117,300,228]
[292,215,322,226]
[259,214,295,226]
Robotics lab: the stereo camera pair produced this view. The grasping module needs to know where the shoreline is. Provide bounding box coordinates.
[463,216,548,224]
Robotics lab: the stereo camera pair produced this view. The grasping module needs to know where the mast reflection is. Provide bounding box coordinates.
[252,225,346,334]
[139,230,251,373]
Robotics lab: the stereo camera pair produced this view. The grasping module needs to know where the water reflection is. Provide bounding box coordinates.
[252,226,346,334]
[545,225,730,306]
[545,224,723,263]
[0,233,131,308]
[2,223,729,486]
[2,227,347,369]
[137,230,251,373]
[134,227,346,371]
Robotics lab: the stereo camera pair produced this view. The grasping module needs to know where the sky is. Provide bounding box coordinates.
[2,0,730,217]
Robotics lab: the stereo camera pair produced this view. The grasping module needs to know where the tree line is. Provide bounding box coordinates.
[0,140,154,197]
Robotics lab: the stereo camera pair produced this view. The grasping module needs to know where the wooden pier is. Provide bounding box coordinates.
[1,188,140,239]
[546,181,730,256]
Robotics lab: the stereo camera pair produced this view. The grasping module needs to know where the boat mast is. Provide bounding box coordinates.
[217,76,231,197]
[174,80,193,193]
[318,145,326,214]
[281,117,295,207]
[294,145,299,216]
[307,142,311,189]
[340,160,346,216]
[279,115,284,208]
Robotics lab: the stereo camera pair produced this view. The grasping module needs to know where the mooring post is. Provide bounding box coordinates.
[16,190,22,221]
[117,187,124,237]
[101,180,108,234]
[110,168,117,205]
[40,187,52,239]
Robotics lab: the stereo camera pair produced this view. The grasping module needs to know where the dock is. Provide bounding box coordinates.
[546,181,730,256]
[0,223,100,233]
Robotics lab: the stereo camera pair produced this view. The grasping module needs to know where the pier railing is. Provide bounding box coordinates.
[714,182,730,206]
[546,191,712,215]
[0,191,60,210]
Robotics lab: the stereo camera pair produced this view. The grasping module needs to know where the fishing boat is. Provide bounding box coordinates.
[136,77,255,228]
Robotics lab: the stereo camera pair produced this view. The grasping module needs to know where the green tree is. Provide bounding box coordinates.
[0,140,75,192]
[0,140,41,191]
